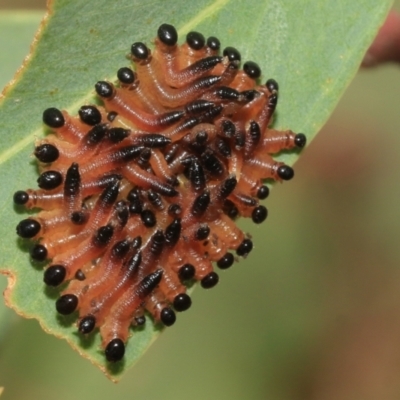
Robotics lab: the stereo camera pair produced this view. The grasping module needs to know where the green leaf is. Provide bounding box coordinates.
[0,0,392,380]
[0,10,44,343]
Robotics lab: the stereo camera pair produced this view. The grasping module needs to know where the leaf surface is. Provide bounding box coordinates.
[0,0,393,380]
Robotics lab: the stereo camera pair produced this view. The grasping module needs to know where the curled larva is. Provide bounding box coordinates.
[14,23,306,363]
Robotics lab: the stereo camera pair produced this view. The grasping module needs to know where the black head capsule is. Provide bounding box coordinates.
[79,315,96,334]
[277,165,294,180]
[70,210,88,225]
[195,224,210,241]
[105,338,125,362]
[93,225,114,247]
[95,81,114,98]
[168,203,181,217]
[191,191,210,217]
[13,190,29,205]
[186,31,205,50]
[207,36,220,51]
[37,170,63,190]
[34,143,59,163]
[201,272,219,289]
[223,46,241,62]
[243,61,261,79]
[75,269,86,281]
[217,253,235,270]
[173,293,192,312]
[107,127,130,143]
[160,307,176,326]
[78,105,102,126]
[30,244,48,262]
[236,239,253,257]
[107,111,118,122]
[42,107,65,128]
[252,205,268,224]
[134,315,146,326]
[131,42,150,60]
[140,209,157,228]
[294,133,307,148]
[257,185,269,200]
[165,218,181,247]
[129,202,142,215]
[266,78,279,93]
[178,263,196,281]
[117,67,135,85]
[56,294,78,315]
[157,23,178,46]
[16,219,41,239]
[44,265,66,286]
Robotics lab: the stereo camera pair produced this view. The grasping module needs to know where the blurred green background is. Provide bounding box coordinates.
[1,1,400,399]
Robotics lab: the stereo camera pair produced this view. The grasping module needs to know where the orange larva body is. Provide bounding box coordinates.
[14,23,306,363]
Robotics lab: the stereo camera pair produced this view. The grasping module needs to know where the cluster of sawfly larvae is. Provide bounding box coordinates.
[14,24,306,363]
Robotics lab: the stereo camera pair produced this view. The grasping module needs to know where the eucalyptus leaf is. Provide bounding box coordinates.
[0,10,44,344]
[0,0,392,380]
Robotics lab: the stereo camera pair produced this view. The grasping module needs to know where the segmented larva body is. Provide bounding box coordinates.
[14,24,306,363]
